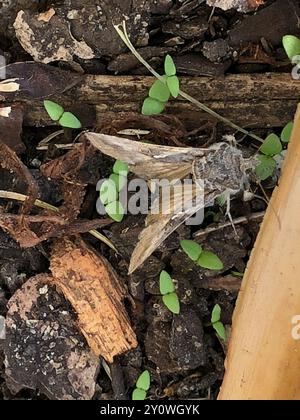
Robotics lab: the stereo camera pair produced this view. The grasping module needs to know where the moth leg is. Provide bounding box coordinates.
[225,192,238,237]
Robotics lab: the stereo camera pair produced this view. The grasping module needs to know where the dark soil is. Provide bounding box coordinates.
[0,0,298,400]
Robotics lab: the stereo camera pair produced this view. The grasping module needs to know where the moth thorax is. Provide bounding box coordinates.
[192,143,246,194]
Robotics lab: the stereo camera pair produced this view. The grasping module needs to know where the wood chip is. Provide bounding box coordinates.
[50,237,137,362]
[37,7,56,22]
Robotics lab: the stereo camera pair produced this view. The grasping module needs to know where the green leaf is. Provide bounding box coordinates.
[132,388,146,401]
[59,112,82,129]
[281,122,293,143]
[105,201,124,222]
[216,192,227,207]
[282,35,300,61]
[231,271,244,278]
[159,270,175,295]
[197,250,223,270]
[44,100,64,121]
[259,134,282,156]
[136,370,150,391]
[149,80,170,102]
[211,304,221,324]
[113,160,130,175]
[164,55,176,76]
[162,292,180,314]
[180,239,202,261]
[109,173,127,192]
[255,155,276,181]
[213,321,227,341]
[142,97,166,116]
[167,75,180,98]
[100,179,118,205]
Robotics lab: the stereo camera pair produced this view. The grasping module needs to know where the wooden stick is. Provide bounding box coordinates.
[218,105,300,400]
[4,74,300,129]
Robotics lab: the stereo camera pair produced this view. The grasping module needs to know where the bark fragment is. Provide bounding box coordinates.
[50,237,137,362]
[0,106,24,154]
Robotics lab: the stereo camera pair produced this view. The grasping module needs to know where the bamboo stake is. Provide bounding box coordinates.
[218,105,300,400]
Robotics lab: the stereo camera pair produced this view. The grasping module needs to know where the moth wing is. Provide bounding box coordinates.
[129,183,205,274]
[85,132,203,180]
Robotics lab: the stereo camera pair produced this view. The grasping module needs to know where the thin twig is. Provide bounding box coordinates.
[114,22,264,144]
[0,190,117,251]
[193,211,265,239]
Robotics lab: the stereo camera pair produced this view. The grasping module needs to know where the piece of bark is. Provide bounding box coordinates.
[108,46,175,73]
[0,142,39,213]
[13,1,151,63]
[174,54,230,76]
[218,105,300,400]
[162,16,208,40]
[2,73,299,129]
[5,275,100,400]
[198,275,242,292]
[0,106,24,153]
[50,237,137,362]
[229,0,300,47]
[14,9,94,64]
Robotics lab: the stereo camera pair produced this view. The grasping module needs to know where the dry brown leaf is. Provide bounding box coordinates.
[50,237,137,362]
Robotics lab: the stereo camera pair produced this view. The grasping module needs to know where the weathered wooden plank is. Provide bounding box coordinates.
[3,73,300,128]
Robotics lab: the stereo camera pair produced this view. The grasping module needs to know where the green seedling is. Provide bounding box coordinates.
[211,304,226,341]
[282,35,300,63]
[180,240,223,271]
[44,100,82,129]
[281,121,293,143]
[132,370,151,401]
[142,55,180,116]
[255,124,292,181]
[231,271,244,278]
[115,21,264,143]
[159,270,180,314]
[99,160,129,222]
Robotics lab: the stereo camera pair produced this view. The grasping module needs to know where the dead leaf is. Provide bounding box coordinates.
[41,141,103,223]
[5,275,100,400]
[50,237,137,362]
